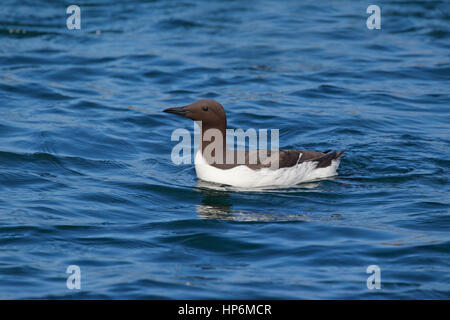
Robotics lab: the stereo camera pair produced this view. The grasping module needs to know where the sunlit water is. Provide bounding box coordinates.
[0,0,449,299]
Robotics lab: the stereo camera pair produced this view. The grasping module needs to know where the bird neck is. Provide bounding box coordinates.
[199,123,227,164]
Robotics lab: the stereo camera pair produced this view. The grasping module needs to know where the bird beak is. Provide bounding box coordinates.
[163,106,190,117]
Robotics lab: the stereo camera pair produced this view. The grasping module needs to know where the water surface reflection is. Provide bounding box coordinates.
[195,180,341,222]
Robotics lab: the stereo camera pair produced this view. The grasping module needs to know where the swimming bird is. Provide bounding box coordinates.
[163,99,344,188]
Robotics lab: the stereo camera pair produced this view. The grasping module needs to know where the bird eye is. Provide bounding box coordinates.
[202,106,208,111]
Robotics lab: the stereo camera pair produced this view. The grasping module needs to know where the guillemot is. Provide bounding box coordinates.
[164,99,344,188]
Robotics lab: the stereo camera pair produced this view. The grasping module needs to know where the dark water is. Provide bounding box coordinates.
[1,0,449,299]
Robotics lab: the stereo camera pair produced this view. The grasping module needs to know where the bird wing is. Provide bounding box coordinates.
[278,149,344,169]
[211,149,344,170]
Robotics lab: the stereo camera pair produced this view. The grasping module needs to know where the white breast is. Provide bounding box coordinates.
[194,151,340,189]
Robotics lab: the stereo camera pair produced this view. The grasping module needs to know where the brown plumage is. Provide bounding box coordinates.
[163,99,344,170]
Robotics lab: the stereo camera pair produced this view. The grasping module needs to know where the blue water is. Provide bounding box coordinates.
[1,0,449,299]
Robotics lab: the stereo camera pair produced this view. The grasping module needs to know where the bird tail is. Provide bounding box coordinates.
[315,150,345,168]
